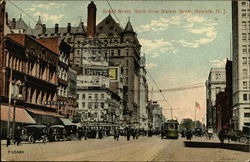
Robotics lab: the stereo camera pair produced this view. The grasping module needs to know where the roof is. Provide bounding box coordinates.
[75,21,86,35]
[124,20,135,33]
[26,108,63,118]
[25,125,47,128]
[1,105,36,124]
[96,15,123,37]
[50,125,65,128]
[16,16,28,30]
[60,118,74,125]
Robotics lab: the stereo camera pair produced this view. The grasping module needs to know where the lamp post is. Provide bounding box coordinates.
[12,83,23,142]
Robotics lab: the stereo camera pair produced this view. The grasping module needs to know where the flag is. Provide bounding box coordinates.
[195,101,201,110]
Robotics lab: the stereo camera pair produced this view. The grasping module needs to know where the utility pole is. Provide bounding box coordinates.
[7,68,12,146]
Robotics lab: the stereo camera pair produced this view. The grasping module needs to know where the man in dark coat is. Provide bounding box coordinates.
[126,127,131,141]
[14,126,22,146]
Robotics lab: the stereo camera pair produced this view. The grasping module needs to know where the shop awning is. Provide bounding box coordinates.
[60,118,74,125]
[26,108,63,118]
[1,105,36,124]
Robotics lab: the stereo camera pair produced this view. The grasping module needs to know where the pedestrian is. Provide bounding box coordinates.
[84,128,88,140]
[114,128,120,141]
[14,126,22,146]
[132,129,136,139]
[77,128,82,141]
[135,129,139,139]
[218,130,226,144]
[98,129,103,139]
[126,127,131,141]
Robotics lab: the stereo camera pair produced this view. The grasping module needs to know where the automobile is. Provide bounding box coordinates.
[194,128,202,137]
[238,126,250,143]
[48,125,66,142]
[64,125,78,141]
[225,126,250,143]
[21,125,48,143]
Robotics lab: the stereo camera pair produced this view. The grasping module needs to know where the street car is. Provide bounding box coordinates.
[21,125,48,143]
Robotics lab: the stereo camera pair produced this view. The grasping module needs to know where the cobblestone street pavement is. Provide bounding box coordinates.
[1,136,250,161]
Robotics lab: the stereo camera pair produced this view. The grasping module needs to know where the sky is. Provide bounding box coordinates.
[6,0,232,123]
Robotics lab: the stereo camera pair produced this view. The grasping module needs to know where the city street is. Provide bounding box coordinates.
[1,136,249,161]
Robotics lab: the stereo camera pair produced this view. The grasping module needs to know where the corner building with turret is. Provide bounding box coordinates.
[5,1,146,128]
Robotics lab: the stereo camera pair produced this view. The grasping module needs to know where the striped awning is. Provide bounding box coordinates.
[1,105,36,124]
[26,108,63,118]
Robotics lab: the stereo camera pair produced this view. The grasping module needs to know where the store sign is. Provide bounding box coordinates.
[109,68,118,80]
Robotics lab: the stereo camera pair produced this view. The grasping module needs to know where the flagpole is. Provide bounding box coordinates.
[194,103,196,129]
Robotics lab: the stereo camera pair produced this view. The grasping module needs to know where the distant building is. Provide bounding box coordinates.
[215,59,233,132]
[206,68,226,131]
[139,55,149,130]
[147,100,164,131]
[232,0,250,130]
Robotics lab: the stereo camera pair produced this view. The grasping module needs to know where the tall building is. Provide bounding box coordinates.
[6,1,146,127]
[206,68,226,131]
[232,0,250,130]
[139,55,149,130]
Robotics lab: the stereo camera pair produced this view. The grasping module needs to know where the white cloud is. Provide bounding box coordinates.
[140,38,177,56]
[28,3,67,12]
[184,23,194,28]
[210,58,227,67]
[138,16,181,32]
[33,12,64,23]
[186,15,208,23]
[146,63,158,69]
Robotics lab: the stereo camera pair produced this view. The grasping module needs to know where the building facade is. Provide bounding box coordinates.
[206,68,226,131]
[6,1,146,127]
[232,0,250,130]
[139,55,149,130]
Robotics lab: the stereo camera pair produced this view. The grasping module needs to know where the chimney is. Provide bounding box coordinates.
[87,1,96,37]
[55,23,58,33]
[67,23,71,33]
[42,24,46,34]
[12,18,16,29]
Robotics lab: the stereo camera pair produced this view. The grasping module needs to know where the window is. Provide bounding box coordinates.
[111,50,114,56]
[94,103,98,109]
[101,103,104,108]
[243,69,247,77]
[243,57,247,64]
[242,45,247,53]
[243,94,247,101]
[244,113,250,118]
[82,94,85,99]
[243,81,247,89]
[126,49,129,56]
[248,33,250,40]
[88,94,92,99]
[77,94,79,99]
[242,9,247,17]
[95,94,98,99]
[242,33,247,40]
[242,21,247,29]
[126,60,129,66]
[101,94,104,99]
[126,69,128,75]
[242,1,246,5]
[82,102,85,108]
[88,102,92,108]
[216,87,221,94]
[215,73,221,79]
[118,49,121,56]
